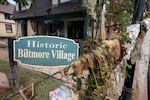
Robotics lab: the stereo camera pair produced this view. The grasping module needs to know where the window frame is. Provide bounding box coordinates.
[52,0,81,6]
[4,13,11,20]
[5,24,13,33]
[59,0,71,4]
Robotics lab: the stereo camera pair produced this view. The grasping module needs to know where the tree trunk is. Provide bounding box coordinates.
[99,4,106,40]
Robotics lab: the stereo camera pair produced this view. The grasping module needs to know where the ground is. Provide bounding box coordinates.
[0,46,62,100]
[0,48,8,61]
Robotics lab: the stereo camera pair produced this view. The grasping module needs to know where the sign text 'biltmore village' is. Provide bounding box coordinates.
[18,40,75,61]
[14,36,79,66]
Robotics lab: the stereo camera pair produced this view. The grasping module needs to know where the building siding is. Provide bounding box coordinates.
[27,20,35,36]
[0,13,16,37]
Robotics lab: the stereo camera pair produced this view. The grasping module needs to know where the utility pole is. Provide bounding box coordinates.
[132,0,146,24]
[120,0,146,99]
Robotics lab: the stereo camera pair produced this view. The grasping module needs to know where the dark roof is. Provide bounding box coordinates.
[50,2,83,15]
[13,0,84,20]
[13,0,51,19]
[0,4,15,14]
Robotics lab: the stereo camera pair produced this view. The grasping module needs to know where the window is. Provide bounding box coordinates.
[52,0,58,5]
[21,20,27,36]
[52,0,80,6]
[60,0,70,3]
[4,13,11,20]
[68,21,84,39]
[72,0,82,3]
[5,24,13,33]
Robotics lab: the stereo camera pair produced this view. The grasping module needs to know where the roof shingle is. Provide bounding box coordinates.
[0,4,15,14]
[12,0,83,20]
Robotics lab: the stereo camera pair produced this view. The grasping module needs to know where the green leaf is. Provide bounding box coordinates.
[15,0,28,6]
[0,0,9,5]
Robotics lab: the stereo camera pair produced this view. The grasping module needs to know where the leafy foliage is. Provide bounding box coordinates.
[0,0,9,5]
[105,0,134,32]
[15,0,28,6]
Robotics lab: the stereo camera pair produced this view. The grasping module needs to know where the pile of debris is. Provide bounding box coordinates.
[64,22,146,99]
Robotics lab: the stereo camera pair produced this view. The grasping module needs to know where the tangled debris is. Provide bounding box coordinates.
[63,22,147,99]
[71,38,121,98]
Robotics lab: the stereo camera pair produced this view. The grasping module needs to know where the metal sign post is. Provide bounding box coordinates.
[8,38,19,88]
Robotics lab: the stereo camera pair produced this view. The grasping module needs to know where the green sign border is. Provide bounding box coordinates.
[13,36,79,67]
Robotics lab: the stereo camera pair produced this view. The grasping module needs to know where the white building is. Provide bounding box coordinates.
[0,4,16,38]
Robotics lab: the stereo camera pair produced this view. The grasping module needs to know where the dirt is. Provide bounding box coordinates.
[0,48,9,61]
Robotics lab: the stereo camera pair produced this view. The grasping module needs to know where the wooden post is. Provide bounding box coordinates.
[91,17,94,40]
[148,58,150,100]
[8,38,19,89]
[83,14,88,39]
